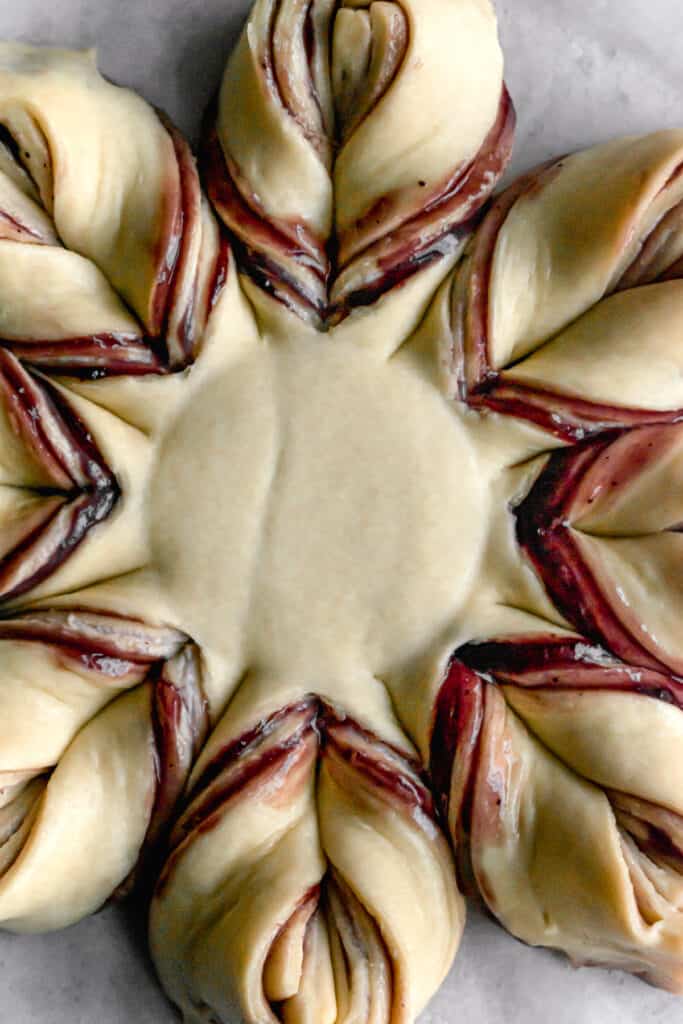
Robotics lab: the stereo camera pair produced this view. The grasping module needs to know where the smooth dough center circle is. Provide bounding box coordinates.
[150,334,488,679]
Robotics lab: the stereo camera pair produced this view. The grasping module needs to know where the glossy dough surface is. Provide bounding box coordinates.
[2,2,683,1023]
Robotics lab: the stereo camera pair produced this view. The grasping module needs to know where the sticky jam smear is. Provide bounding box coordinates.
[165,697,434,862]
[514,424,683,674]
[0,350,123,601]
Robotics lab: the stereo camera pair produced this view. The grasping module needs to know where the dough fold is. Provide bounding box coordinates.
[0,625,208,931]
[204,0,513,324]
[0,43,230,373]
[430,625,683,991]
[451,131,683,441]
[150,694,462,1024]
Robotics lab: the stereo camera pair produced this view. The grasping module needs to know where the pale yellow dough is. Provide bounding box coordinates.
[150,326,489,692]
[7,10,683,1024]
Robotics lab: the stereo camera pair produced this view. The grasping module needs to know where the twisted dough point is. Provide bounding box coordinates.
[0,615,208,932]
[0,44,229,375]
[450,130,683,438]
[205,0,513,325]
[431,630,683,992]
[150,696,462,1024]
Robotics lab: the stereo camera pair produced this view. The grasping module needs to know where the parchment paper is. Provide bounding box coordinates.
[0,1,681,1021]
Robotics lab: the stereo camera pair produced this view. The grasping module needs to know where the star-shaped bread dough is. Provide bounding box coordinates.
[2,3,683,1023]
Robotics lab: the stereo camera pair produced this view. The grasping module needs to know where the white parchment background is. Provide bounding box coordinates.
[0,1,682,1021]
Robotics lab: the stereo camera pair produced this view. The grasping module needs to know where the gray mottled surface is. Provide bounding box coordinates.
[0,0,682,1022]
